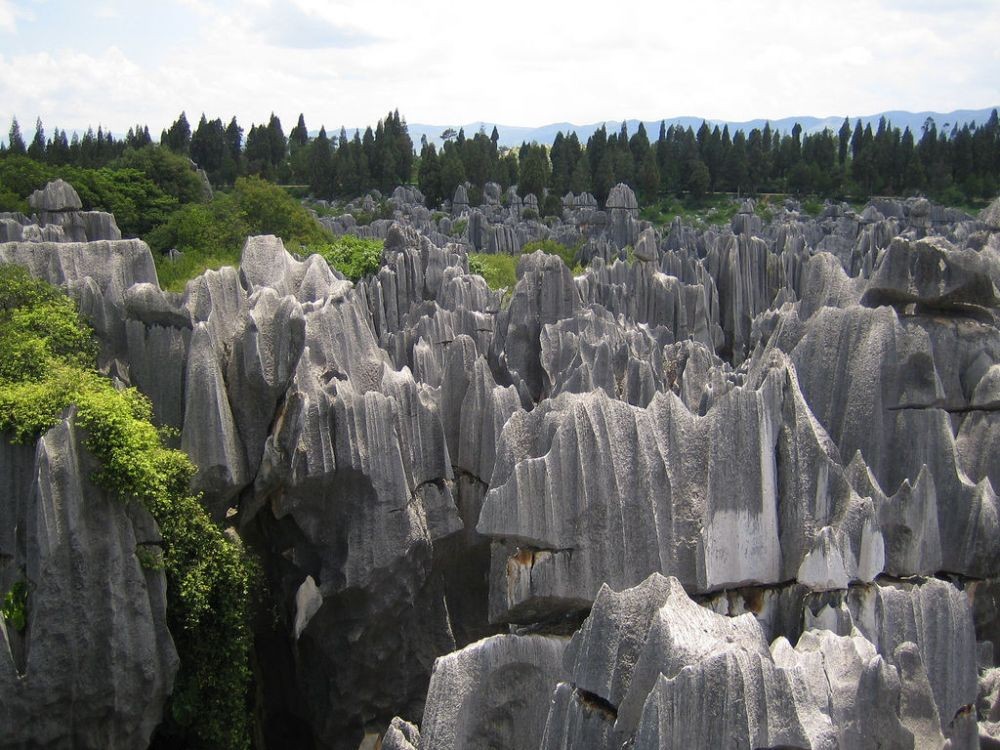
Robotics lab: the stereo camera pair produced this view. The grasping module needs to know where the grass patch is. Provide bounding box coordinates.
[521,239,582,272]
[640,194,741,228]
[309,235,385,281]
[154,246,242,292]
[469,253,518,291]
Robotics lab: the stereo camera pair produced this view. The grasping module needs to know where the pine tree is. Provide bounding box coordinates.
[8,117,26,155]
[417,142,443,206]
[27,118,45,160]
[163,112,192,155]
[290,113,309,148]
[309,126,333,198]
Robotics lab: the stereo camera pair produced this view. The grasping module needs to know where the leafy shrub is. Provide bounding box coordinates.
[0,264,255,750]
[468,253,518,291]
[521,239,581,271]
[802,198,824,217]
[150,177,333,291]
[0,155,181,237]
[541,193,563,218]
[450,218,468,237]
[112,146,207,204]
[1,580,27,631]
[310,235,384,281]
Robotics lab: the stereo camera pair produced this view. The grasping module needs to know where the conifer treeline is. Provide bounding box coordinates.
[418,114,1000,208]
[4,109,999,208]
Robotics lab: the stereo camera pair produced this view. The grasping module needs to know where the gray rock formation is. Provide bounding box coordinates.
[28,178,83,211]
[0,411,177,748]
[2,187,997,749]
[606,183,640,249]
[453,184,470,216]
[982,196,1000,231]
[418,634,567,750]
[477,356,884,622]
[532,574,954,750]
[861,236,1000,313]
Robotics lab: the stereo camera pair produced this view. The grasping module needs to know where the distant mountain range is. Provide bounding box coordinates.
[397,108,999,149]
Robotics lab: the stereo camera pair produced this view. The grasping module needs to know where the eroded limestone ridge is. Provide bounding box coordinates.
[1,181,999,748]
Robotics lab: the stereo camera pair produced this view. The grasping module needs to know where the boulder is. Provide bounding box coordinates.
[861,236,1000,312]
[27,179,83,212]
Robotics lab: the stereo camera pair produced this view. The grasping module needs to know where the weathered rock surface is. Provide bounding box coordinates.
[477,356,884,621]
[529,574,962,750]
[0,411,177,748]
[2,187,997,749]
[861,236,1000,312]
[28,178,83,211]
[418,634,567,750]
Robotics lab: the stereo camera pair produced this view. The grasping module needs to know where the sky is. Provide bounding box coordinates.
[1,0,998,136]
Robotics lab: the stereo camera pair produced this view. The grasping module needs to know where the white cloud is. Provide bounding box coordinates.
[0,0,997,135]
[0,0,33,32]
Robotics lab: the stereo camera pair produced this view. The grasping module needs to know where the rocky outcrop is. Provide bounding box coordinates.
[606,183,640,249]
[531,574,963,750]
[0,411,177,748]
[419,635,567,749]
[477,357,884,622]
[861,236,1000,314]
[28,178,83,212]
[3,188,998,749]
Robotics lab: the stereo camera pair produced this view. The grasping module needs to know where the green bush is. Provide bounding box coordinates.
[310,235,384,281]
[468,253,518,291]
[0,155,181,237]
[1,580,27,631]
[149,177,333,291]
[521,239,581,271]
[450,218,468,238]
[0,264,255,750]
[112,146,207,204]
[802,198,824,217]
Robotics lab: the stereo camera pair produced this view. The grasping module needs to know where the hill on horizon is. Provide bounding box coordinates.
[399,107,999,149]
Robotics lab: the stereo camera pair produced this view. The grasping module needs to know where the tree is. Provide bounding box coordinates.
[27,118,45,161]
[637,155,660,201]
[266,113,287,178]
[439,147,466,200]
[190,115,227,182]
[418,142,443,206]
[838,118,851,166]
[518,143,550,199]
[8,117,26,155]
[289,113,309,149]
[685,157,710,200]
[162,112,192,155]
[309,126,333,198]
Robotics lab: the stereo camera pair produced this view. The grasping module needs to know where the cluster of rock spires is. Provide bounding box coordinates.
[1,176,1000,748]
[0,178,123,243]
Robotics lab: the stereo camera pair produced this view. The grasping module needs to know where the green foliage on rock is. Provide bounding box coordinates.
[150,176,333,291]
[468,253,518,291]
[1,580,27,632]
[521,239,581,271]
[310,235,384,281]
[0,264,255,750]
[450,218,468,238]
[469,238,584,293]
